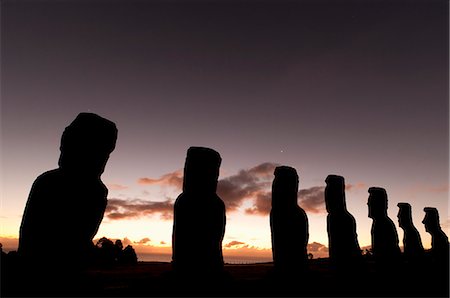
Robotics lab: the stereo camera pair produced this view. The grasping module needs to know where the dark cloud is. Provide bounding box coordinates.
[105,198,173,220]
[246,186,326,216]
[299,186,326,214]
[138,170,183,189]
[137,162,279,213]
[160,241,167,245]
[244,192,272,215]
[128,162,329,218]
[224,241,248,248]
[217,162,279,211]
[136,237,151,244]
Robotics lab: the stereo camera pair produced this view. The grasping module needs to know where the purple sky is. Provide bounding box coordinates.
[1,0,448,252]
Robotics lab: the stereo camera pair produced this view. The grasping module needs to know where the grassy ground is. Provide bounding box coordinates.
[3,259,449,297]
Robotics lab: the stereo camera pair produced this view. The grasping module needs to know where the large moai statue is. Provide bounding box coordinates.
[397,203,425,263]
[18,113,118,290]
[172,147,226,278]
[325,175,362,271]
[367,187,401,269]
[270,166,309,275]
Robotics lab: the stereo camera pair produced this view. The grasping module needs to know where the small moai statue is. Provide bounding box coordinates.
[422,207,449,295]
[270,166,309,275]
[422,207,449,265]
[367,187,401,269]
[325,175,362,271]
[18,113,118,290]
[397,203,425,264]
[172,147,226,278]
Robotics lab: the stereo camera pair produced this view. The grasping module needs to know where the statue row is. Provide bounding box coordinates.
[18,113,448,285]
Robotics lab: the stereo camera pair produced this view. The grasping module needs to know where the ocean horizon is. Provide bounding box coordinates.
[137,253,273,264]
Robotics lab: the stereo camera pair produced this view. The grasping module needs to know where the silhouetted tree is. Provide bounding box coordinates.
[121,245,138,265]
[95,237,117,266]
[114,239,124,262]
[172,147,226,282]
[270,166,309,275]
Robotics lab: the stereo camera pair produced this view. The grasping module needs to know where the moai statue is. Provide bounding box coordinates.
[270,166,309,275]
[422,207,449,265]
[172,147,226,278]
[18,113,118,290]
[325,175,362,271]
[397,203,425,263]
[367,187,401,269]
[422,207,449,295]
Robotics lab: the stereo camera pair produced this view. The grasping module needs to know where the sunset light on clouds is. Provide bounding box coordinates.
[1,0,448,263]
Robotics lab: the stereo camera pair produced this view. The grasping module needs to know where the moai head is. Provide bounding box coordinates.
[367,187,388,219]
[397,202,413,229]
[422,207,441,234]
[324,174,346,214]
[272,166,299,209]
[58,113,118,177]
[182,146,221,195]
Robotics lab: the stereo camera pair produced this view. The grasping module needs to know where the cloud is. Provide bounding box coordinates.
[105,198,173,220]
[138,170,183,189]
[160,241,167,245]
[307,242,329,253]
[299,186,326,214]
[244,192,272,215]
[346,182,367,191]
[123,237,132,246]
[429,184,449,193]
[217,162,279,211]
[224,241,248,248]
[136,237,151,244]
[408,183,449,197]
[307,242,329,258]
[136,162,279,214]
[245,186,327,216]
[130,162,330,218]
[218,162,327,215]
[107,183,129,191]
[0,237,19,252]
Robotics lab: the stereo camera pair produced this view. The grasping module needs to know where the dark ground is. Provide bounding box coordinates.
[2,258,449,297]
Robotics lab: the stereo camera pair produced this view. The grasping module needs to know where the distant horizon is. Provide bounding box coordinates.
[0,233,419,263]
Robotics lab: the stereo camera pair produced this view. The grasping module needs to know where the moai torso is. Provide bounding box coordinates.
[172,147,225,275]
[270,166,309,272]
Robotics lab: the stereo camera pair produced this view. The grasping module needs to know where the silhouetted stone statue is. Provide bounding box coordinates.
[422,207,449,296]
[172,147,226,279]
[18,112,118,293]
[367,187,401,270]
[325,175,362,271]
[422,207,449,265]
[397,203,425,264]
[270,166,309,275]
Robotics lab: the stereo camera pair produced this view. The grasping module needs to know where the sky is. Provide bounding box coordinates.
[1,0,449,260]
